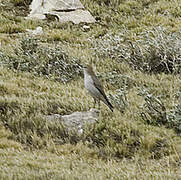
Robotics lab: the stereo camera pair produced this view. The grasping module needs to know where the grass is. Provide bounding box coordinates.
[1,0,181,179]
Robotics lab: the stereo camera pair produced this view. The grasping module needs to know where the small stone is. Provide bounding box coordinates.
[26,26,43,35]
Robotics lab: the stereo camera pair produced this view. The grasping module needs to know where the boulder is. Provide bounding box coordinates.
[45,108,99,134]
[27,0,96,24]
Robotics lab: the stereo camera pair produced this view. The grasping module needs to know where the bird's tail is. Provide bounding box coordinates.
[96,87,114,112]
[104,96,114,112]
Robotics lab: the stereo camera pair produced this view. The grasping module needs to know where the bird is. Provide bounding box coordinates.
[83,65,113,112]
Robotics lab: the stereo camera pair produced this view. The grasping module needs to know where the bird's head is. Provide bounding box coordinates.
[82,64,95,75]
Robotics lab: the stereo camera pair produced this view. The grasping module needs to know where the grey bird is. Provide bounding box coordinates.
[83,65,113,112]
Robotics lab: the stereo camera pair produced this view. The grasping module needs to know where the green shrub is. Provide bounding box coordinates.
[0,36,82,83]
[167,103,181,133]
[92,27,181,74]
[139,89,181,133]
[10,0,32,6]
[139,89,167,126]
[92,0,123,7]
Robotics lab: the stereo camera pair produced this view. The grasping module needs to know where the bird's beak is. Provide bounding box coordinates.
[81,64,88,69]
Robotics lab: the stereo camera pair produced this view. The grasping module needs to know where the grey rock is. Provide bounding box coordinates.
[51,10,95,24]
[45,108,99,134]
[26,26,43,35]
[26,0,95,24]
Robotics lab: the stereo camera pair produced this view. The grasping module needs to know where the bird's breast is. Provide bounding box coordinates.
[84,74,94,89]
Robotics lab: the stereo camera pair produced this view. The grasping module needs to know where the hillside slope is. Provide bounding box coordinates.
[0,0,181,179]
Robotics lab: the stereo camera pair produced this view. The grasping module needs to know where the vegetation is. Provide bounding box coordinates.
[0,0,181,179]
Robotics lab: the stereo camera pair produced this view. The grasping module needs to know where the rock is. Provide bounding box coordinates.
[51,10,95,24]
[26,0,95,24]
[45,108,99,134]
[82,25,91,31]
[26,26,43,35]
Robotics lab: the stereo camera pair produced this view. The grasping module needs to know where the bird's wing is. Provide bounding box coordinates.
[92,75,107,97]
[92,74,113,111]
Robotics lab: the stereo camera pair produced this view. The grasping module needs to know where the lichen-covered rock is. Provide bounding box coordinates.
[45,108,99,134]
[27,0,95,24]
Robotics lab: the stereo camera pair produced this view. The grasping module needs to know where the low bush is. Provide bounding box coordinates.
[92,27,181,74]
[0,36,82,83]
[139,89,181,133]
